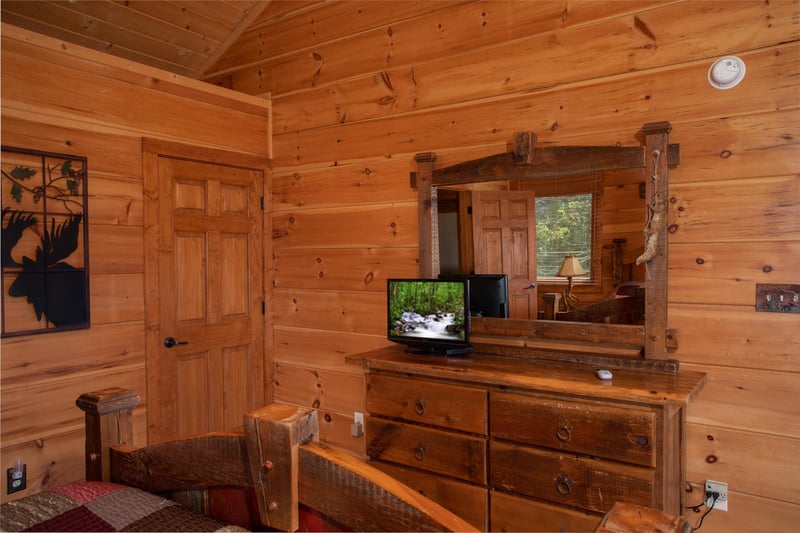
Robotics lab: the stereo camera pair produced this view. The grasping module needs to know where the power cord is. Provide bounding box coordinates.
[686,500,706,512]
[692,491,719,531]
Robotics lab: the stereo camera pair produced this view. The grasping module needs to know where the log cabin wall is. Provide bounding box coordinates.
[0,25,271,503]
[205,1,799,531]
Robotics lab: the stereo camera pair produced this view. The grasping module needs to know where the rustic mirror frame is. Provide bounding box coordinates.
[415,122,677,360]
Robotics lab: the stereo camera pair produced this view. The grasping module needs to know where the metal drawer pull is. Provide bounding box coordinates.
[556,474,574,495]
[414,397,426,416]
[556,423,572,442]
[636,434,650,447]
[414,443,426,461]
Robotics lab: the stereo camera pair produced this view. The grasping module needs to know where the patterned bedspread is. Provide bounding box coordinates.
[0,481,247,532]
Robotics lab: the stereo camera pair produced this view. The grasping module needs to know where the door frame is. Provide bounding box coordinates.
[142,138,272,444]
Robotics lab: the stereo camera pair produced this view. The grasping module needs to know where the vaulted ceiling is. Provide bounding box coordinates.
[1,0,274,79]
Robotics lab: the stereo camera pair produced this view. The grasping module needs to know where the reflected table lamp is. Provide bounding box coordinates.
[557,254,586,311]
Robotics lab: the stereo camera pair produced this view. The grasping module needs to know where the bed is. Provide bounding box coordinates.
[0,388,477,532]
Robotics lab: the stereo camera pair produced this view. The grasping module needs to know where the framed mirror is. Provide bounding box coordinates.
[415,122,677,360]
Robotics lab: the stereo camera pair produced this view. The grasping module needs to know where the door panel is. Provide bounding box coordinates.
[472,191,537,320]
[144,141,267,443]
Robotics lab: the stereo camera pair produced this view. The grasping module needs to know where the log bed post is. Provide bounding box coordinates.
[243,403,319,532]
[75,387,140,482]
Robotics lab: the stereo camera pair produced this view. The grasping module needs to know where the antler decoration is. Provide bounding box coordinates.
[636,149,667,266]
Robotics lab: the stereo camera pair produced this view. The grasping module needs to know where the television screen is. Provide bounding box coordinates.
[439,273,509,318]
[387,278,473,356]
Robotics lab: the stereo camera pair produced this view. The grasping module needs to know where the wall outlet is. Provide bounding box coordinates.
[705,479,728,511]
[350,412,365,437]
[6,462,26,494]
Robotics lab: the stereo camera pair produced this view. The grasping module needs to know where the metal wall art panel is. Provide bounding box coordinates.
[1,146,90,336]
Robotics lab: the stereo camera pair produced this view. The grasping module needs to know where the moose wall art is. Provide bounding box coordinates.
[1,146,89,336]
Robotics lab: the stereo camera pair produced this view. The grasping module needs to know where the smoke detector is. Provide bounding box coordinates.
[708,56,746,90]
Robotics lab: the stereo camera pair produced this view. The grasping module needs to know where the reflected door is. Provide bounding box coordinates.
[471,191,537,320]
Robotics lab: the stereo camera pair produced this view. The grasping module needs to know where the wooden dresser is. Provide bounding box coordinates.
[348,346,706,532]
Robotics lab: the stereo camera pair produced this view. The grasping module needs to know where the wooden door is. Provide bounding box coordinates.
[471,191,537,320]
[143,140,268,443]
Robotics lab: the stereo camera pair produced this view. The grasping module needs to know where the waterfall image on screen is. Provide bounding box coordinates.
[387,279,472,355]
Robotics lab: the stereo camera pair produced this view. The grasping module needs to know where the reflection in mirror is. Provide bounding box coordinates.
[416,123,677,358]
[438,173,609,322]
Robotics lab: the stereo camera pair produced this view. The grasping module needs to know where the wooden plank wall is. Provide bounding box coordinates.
[0,24,270,503]
[206,1,799,531]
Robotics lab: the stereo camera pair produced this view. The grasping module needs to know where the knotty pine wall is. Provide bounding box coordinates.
[205,1,799,531]
[0,24,271,503]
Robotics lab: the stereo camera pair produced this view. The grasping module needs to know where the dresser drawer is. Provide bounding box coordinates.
[366,417,487,484]
[376,462,488,531]
[490,391,656,467]
[490,490,601,533]
[490,440,655,513]
[367,373,487,434]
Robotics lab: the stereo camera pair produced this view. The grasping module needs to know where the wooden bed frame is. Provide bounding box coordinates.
[76,388,477,532]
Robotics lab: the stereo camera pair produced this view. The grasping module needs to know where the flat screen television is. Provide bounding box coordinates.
[439,273,509,318]
[387,278,473,356]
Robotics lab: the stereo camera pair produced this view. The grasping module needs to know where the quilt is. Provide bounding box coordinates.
[0,481,247,532]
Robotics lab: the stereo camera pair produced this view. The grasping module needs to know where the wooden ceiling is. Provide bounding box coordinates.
[1,0,273,79]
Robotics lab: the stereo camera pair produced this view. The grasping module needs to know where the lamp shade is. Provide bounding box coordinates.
[556,255,586,278]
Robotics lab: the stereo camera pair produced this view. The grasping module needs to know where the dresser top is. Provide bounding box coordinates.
[347,346,706,406]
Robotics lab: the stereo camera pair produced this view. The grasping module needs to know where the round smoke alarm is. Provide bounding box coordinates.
[708,56,746,90]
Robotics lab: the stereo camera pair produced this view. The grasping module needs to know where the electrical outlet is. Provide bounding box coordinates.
[705,479,728,512]
[351,412,364,437]
[6,462,26,494]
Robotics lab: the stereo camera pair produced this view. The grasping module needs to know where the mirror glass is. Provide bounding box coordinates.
[436,174,643,324]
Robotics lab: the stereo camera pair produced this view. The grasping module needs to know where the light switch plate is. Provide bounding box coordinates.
[755,284,799,313]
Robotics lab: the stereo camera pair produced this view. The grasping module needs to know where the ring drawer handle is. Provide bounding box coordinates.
[414,443,426,461]
[414,397,426,416]
[556,423,572,442]
[556,474,574,495]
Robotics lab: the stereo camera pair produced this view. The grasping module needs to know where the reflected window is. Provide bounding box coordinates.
[536,193,593,279]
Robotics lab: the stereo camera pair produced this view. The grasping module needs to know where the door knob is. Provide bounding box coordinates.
[163,336,188,348]
[526,282,536,289]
